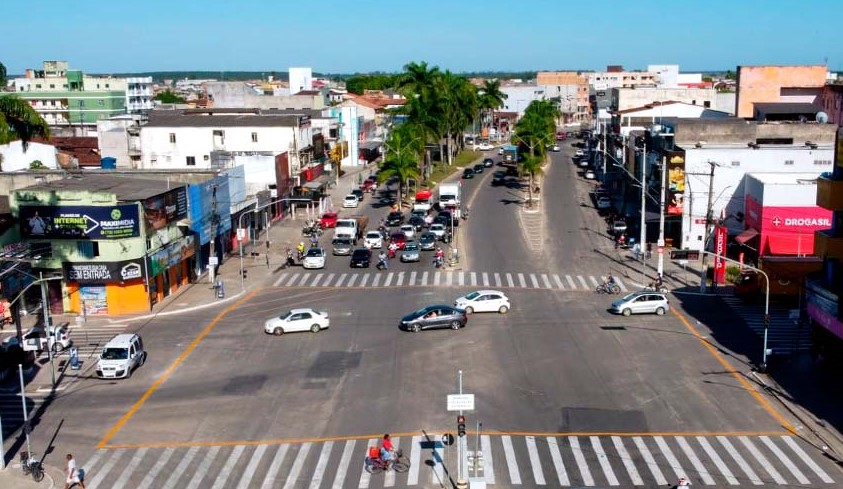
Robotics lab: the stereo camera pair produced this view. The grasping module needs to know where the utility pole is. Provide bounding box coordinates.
[639,140,647,280]
[656,155,667,277]
[699,161,717,293]
[209,184,218,284]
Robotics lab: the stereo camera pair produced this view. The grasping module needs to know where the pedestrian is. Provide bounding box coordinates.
[646,242,652,260]
[65,453,85,489]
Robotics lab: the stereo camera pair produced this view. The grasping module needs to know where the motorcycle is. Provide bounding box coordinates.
[595,282,621,295]
[644,283,669,293]
[433,255,445,268]
[283,250,295,269]
[387,247,397,259]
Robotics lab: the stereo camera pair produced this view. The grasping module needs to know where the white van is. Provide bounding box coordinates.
[96,334,146,379]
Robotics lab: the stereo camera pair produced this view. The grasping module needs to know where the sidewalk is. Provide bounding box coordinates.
[0,462,64,489]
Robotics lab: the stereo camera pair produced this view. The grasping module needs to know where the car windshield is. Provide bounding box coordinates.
[405,243,419,251]
[305,248,322,257]
[279,311,293,320]
[421,233,434,241]
[322,213,336,219]
[620,293,641,301]
[366,232,381,239]
[345,196,356,201]
[101,347,129,360]
[464,291,481,300]
[431,224,444,230]
[352,250,368,258]
[333,239,352,246]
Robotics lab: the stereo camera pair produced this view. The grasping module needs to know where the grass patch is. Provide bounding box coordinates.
[426,150,482,185]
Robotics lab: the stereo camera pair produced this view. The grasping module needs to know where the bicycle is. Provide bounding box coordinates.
[20,451,45,482]
[365,448,410,474]
[595,282,621,295]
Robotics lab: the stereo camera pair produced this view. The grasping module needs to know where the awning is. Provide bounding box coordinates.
[735,228,759,245]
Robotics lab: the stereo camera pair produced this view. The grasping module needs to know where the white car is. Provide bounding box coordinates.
[596,196,612,209]
[551,144,560,152]
[575,149,585,157]
[264,308,330,335]
[364,230,384,249]
[302,247,326,269]
[498,147,505,155]
[429,223,447,239]
[455,290,510,314]
[342,194,359,208]
[475,143,494,151]
[584,170,596,180]
[399,224,416,239]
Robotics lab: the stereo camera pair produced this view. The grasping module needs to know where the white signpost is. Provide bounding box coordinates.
[447,394,475,412]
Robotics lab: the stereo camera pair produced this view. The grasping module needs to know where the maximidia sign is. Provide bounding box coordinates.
[20,205,140,239]
[63,260,145,284]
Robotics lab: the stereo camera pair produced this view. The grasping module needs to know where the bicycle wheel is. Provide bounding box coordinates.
[20,459,31,476]
[393,456,410,473]
[364,458,383,475]
[31,464,44,482]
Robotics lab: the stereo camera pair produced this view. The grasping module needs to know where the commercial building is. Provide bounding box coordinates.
[612,87,721,113]
[735,65,827,119]
[500,82,546,117]
[125,76,154,114]
[821,84,843,125]
[536,72,590,122]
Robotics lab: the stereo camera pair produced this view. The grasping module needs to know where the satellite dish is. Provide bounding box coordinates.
[816,111,829,123]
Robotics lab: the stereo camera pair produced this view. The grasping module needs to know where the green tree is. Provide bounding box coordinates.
[379,125,422,207]
[154,90,187,104]
[0,95,51,151]
[519,156,544,208]
[725,70,736,80]
[0,61,6,88]
[29,159,45,170]
[478,79,507,137]
[514,99,558,159]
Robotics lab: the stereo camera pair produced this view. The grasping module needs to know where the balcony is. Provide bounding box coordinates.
[816,175,843,210]
[814,229,843,259]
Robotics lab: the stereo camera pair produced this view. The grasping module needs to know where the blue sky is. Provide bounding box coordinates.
[2,0,841,74]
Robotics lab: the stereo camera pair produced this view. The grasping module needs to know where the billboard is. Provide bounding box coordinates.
[745,196,833,255]
[713,225,728,284]
[20,204,140,240]
[188,177,232,245]
[666,152,685,216]
[143,187,188,232]
[63,260,145,284]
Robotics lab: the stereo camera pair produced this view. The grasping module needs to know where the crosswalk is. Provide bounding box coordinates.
[273,271,628,292]
[82,434,834,488]
[720,296,812,355]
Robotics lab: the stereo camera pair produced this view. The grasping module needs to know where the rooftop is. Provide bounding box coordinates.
[746,172,821,185]
[16,174,186,201]
[145,110,302,128]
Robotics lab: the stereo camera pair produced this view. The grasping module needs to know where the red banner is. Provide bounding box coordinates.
[714,225,728,285]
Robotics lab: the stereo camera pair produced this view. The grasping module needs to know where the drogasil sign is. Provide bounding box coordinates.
[771,216,832,227]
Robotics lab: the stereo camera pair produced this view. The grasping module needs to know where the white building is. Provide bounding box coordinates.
[97,115,145,169]
[125,77,154,113]
[612,87,721,113]
[0,141,59,171]
[288,67,313,95]
[500,83,547,117]
[324,106,360,167]
[614,102,731,135]
[588,70,658,91]
[647,64,680,88]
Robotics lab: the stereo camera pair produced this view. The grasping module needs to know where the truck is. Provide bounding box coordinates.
[438,183,461,209]
[734,256,823,301]
[502,144,519,163]
[413,189,433,212]
[334,216,369,241]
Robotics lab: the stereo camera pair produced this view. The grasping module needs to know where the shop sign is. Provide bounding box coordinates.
[666,153,685,216]
[713,225,728,285]
[80,286,108,315]
[20,204,141,240]
[149,235,196,277]
[143,187,188,232]
[63,260,145,284]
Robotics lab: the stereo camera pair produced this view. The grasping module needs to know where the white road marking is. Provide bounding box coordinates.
[591,436,619,486]
[273,273,287,287]
[434,272,441,286]
[372,272,381,287]
[506,273,514,287]
[238,444,269,489]
[346,274,359,287]
[717,436,762,485]
[384,272,394,287]
[87,448,124,489]
[633,436,667,485]
[185,446,220,489]
[615,277,628,292]
[310,274,323,286]
[283,442,312,489]
[335,273,348,287]
[298,273,310,286]
[529,274,539,288]
[332,440,356,489]
[310,441,335,489]
[654,436,686,481]
[541,274,552,289]
[285,273,300,286]
[260,444,290,489]
[547,437,569,486]
[553,274,565,289]
[421,271,429,286]
[494,272,502,287]
[395,272,405,287]
[407,436,422,486]
[137,447,174,489]
[324,273,336,286]
[611,436,643,485]
[569,436,594,486]
[358,439,377,489]
[781,435,834,483]
[470,272,477,286]
[161,447,196,489]
[210,444,245,489]
[589,275,601,288]
[359,273,370,287]
[566,275,577,289]
[481,435,496,484]
[740,436,785,484]
[696,436,738,485]
[115,447,149,489]
[501,435,522,485]
[676,436,715,485]
[517,273,526,287]
[526,436,546,485]
[760,436,808,485]
[446,272,453,286]
[384,437,400,487]
[458,272,465,286]
[409,271,417,286]
[482,272,489,286]
[577,275,589,289]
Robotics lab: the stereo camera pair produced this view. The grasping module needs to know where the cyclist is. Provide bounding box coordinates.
[380,434,395,463]
[605,272,615,286]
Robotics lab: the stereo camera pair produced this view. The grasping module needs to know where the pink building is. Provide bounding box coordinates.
[735,65,827,118]
[822,84,843,124]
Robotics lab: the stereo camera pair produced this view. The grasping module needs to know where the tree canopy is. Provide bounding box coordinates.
[154,90,187,104]
[0,95,51,150]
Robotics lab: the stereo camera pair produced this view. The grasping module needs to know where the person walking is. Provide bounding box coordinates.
[65,453,85,489]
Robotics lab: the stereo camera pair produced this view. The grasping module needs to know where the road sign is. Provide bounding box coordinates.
[669,249,701,261]
[447,393,475,411]
[209,256,219,266]
[237,228,246,240]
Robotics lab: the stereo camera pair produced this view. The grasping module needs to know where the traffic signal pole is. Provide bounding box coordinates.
[457,370,464,485]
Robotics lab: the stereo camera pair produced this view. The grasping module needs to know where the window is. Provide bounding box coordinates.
[186,156,196,166]
[105,84,110,88]
[784,160,794,166]
[76,241,100,258]
[814,159,832,166]
[169,133,176,143]
[730,161,740,167]
[703,101,711,108]
[35,84,42,89]
[251,132,258,143]
[49,84,55,89]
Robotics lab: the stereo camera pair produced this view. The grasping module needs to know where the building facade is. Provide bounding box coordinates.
[536,72,590,122]
[612,87,720,113]
[821,84,843,125]
[735,65,827,119]
[125,76,154,113]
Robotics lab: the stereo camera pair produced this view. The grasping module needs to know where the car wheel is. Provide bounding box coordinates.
[310,324,321,333]
[412,324,421,333]
[273,327,284,336]
[464,306,474,314]
[51,343,63,354]
[655,307,665,316]
[622,308,632,317]
[499,305,509,314]
[451,320,461,330]
[140,352,147,367]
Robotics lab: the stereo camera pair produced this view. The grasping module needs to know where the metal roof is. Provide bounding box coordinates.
[145,113,301,128]
[15,174,186,201]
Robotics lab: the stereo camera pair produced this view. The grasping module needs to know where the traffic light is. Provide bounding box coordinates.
[457,415,466,437]
[241,269,248,280]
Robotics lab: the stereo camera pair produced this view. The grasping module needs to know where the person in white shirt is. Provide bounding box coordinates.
[65,453,85,489]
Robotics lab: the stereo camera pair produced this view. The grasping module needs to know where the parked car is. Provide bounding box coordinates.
[483,158,494,168]
[320,212,338,228]
[386,211,404,226]
[401,241,421,262]
[362,179,377,193]
[1,325,72,354]
[264,308,330,335]
[302,247,326,269]
[364,230,384,249]
[342,194,359,208]
[429,223,447,239]
[351,189,365,201]
[350,248,371,268]
[454,290,510,314]
[578,158,590,168]
[389,232,407,250]
[575,149,585,157]
[332,237,355,256]
[399,305,468,332]
[399,224,416,239]
[419,231,437,250]
[610,291,670,316]
[551,144,560,152]
[462,168,475,179]
[475,143,494,151]
[596,196,612,210]
[96,334,145,379]
[473,163,485,174]
[584,170,596,180]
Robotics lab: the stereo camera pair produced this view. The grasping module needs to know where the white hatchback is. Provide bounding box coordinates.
[264,308,330,335]
[429,223,447,238]
[455,290,510,314]
[364,230,383,249]
[342,194,359,208]
[302,247,326,269]
[399,224,416,239]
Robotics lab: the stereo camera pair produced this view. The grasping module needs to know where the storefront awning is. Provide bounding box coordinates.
[735,228,759,245]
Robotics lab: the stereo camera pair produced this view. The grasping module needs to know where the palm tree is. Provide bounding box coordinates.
[478,79,507,138]
[514,99,559,159]
[519,156,544,208]
[435,71,478,165]
[0,95,51,151]
[0,62,7,88]
[396,61,440,101]
[379,126,422,207]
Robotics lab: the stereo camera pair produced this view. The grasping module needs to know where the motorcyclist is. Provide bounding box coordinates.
[309,233,319,247]
[297,242,305,259]
[434,247,445,267]
[377,251,388,270]
[285,249,295,267]
[388,242,398,258]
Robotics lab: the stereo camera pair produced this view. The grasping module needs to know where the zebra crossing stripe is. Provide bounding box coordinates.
[611,436,643,486]
[553,274,565,289]
[284,442,313,489]
[137,447,175,489]
[409,271,417,286]
[446,272,453,286]
[696,436,738,485]
[591,436,619,486]
[273,273,286,287]
[482,272,490,286]
[359,273,370,287]
[717,436,762,485]
[470,272,477,286]
[384,437,399,487]
[517,273,526,288]
[349,274,361,287]
[481,435,496,484]
[162,446,197,489]
[434,272,441,286]
[384,272,394,287]
[285,273,300,287]
[115,447,149,489]
[211,445,246,489]
[324,273,335,287]
[332,440,356,489]
[261,444,289,489]
[421,271,429,286]
[577,275,589,289]
[566,275,577,289]
[87,448,124,488]
[541,274,552,289]
[395,272,404,287]
[494,272,502,287]
[310,441,334,489]
[505,273,513,287]
[781,436,834,483]
[569,436,594,486]
[185,445,220,489]
[458,272,465,286]
[335,273,348,287]
[633,436,667,486]
[358,439,377,489]
[501,435,522,484]
[238,444,269,489]
[654,436,686,481]
[529,274,539,288]
[615,277,628,292]
[676,436,715,485]
[310,274,322,287]
[372,272,381,287]
[547,436,569,485]
[298,274,311,286]
[589,276,601,288]
[760,436,808,485]
[407,436,421,486]
[525,436,546,485]
[739,436,785,484]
